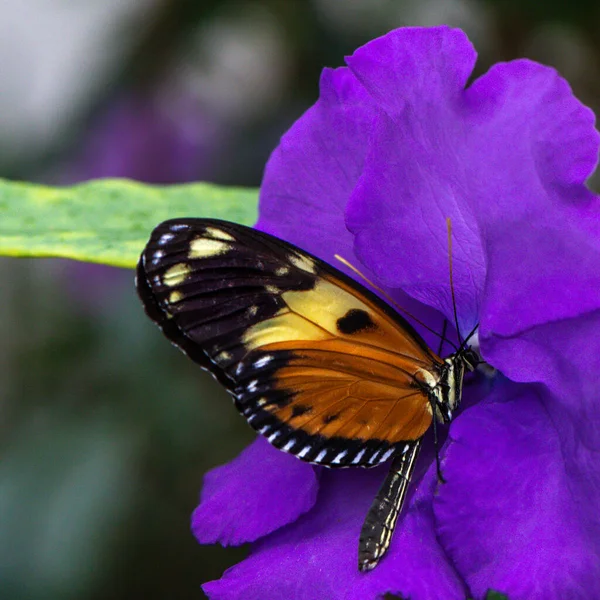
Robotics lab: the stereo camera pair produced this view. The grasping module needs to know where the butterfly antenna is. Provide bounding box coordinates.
[437,319,448,356]
[446,218,464,348]
[462,323,480,349]
[334,254,457,350]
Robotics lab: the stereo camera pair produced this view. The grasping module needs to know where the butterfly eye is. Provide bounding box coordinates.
[462,348,480,371]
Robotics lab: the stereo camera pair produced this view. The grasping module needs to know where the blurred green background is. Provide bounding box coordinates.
[1,1,599,598]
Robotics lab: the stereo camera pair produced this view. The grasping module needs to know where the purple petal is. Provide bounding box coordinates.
[345,26,483,327]
[474,63,600,439]
[192,437,318,545]
[435,381,600,599]
[479,185,600,452]
[473,58,600,346]
[257,63,446,348]
[256,66,375,268]
[346,26,476,118]
[204,466,466,600]
[482,311,600,456]
[345,26,600,335]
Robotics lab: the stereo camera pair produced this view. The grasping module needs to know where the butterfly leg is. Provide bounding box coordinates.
[358,439,423,572]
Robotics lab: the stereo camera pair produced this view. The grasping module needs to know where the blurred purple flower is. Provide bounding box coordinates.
[64,91,221,184]
[192,27,600,599]
[61,90,223,311]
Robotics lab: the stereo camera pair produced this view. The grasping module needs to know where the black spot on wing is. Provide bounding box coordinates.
[323,413,340,424]
[291,404,312,418]
[336,308,375,335]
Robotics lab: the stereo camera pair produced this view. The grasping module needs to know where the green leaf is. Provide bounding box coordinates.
[0,178,259,269]
[484,591,509,600]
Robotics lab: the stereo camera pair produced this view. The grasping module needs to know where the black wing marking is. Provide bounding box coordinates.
[137,218,317,386]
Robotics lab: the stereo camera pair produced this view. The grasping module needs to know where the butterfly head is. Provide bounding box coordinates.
[438,343,479,421]
[459,346,479,372]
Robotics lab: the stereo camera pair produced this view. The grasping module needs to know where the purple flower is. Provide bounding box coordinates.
[61,91,222,185]
[193,27,600,599]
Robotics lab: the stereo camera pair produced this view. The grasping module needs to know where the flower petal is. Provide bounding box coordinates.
[192,437,318,545]
[435,380,600,599]
[203,465,466,600]
[345,26,483,327]
[479,195,600,451]
[482,311,600,457]
[346,26,600,334]
[196,26,600,599]
[256,61,445,348]
[473,57,600,348]
[346,26,476,117]
[256,66,375,267]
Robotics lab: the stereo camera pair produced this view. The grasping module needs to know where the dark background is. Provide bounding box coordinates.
[1,1,599,598]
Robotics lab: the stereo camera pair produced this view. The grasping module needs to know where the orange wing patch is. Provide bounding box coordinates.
[262,340,434,443]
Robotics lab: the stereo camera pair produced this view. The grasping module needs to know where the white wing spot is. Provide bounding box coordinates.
[247,305,259,317]
[265,285,279,294]
[247,380,259,393]
[158,233,175,245]
[162,263,191,286]
[380,448,395,463]
[288,253,316,273]
[216,351,232,363]
[169,290,183,304]
[352,449,366,464]
[258,425,270,435]
[282,439,296,452]
[254,356,273,369]
[235,363,244,376]
[315,449,328,463]
[275,266,290,276]
[170,224,189,231]
[297,446,311,459]
[205,227,235,241]
[331,450,348,465]
[189,237,231,258]
[267,431,281,443]
[152,250,165,265]
[369,449,383,464]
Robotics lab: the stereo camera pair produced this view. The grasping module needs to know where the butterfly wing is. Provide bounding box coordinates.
[137,219,442,467]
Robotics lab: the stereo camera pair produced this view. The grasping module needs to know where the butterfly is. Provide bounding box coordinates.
[136,218,479,572]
